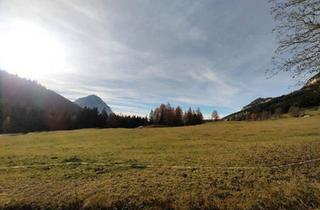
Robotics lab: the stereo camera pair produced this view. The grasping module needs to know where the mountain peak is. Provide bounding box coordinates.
[304,73,320,88]
[74,95,113,114]
[87,94,99,98]
[242,97,273,110]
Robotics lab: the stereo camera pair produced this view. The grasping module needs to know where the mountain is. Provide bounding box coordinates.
[241,97,273,110]
[304,72,320,88]
[0,70,79,113]
[0,70,80,132]
[74,95,113,115]
[224,73,320,121]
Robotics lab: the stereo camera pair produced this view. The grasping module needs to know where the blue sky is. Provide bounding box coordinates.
[0,0,300,118]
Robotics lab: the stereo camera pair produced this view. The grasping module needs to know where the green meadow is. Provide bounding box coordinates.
[1,113,320,209]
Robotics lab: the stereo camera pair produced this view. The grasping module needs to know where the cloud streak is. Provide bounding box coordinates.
[0,0,297,117]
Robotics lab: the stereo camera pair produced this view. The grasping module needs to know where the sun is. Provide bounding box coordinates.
[0,21,68,80]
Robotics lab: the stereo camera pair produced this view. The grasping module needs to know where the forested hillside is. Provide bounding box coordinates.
[0,71,174,133]
[224,73,320,121]
[0,70,81,132]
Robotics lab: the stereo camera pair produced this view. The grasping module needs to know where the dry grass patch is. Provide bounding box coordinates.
[1,115,320,209]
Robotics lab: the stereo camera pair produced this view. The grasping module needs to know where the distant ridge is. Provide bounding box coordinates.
[0,70,79,113]
[241,97,273,110]
[0,70,80,131]
[74,95,113,115]
[224,73,320,121]
[305,72,320,88]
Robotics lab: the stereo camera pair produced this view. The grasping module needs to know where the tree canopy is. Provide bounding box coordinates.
[270,0,320,78]
[149,104,203,127]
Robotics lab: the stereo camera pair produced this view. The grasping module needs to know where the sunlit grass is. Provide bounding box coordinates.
[1,114,320,209]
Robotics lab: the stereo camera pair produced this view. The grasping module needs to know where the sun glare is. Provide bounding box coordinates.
[0,21,67,80]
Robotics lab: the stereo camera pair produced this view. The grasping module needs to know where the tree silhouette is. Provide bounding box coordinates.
[211,110,219,121]
[270,0,320,78]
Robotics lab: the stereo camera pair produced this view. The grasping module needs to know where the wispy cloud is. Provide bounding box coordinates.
[0,0,297,117]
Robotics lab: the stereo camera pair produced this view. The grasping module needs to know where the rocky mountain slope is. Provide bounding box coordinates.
[74,95,112,115]
[224,73,320,121]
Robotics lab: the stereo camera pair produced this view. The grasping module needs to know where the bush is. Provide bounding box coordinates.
[288,106,303,117]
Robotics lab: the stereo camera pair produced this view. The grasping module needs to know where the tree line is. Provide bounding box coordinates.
[0,103,148,133]
[226,106,307,121]
[0,102,205,133]
[74,108,148,129]
[149,104,204,126]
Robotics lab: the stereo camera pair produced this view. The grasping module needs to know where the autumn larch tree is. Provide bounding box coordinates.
[175,106,183,126]
[211,110,220,121]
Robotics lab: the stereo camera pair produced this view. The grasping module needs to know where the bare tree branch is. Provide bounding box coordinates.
[269,0,320,79]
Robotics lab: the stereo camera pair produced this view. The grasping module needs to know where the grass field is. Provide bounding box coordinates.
[1,113,320,209]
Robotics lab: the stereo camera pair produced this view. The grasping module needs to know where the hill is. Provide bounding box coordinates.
[0,70,80,132]
[74,95,112,114]
[224,73,320,120]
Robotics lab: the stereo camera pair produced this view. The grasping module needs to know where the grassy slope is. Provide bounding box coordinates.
[1,114,320,209]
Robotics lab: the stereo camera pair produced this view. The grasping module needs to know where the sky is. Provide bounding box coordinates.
[0,0,299,118]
